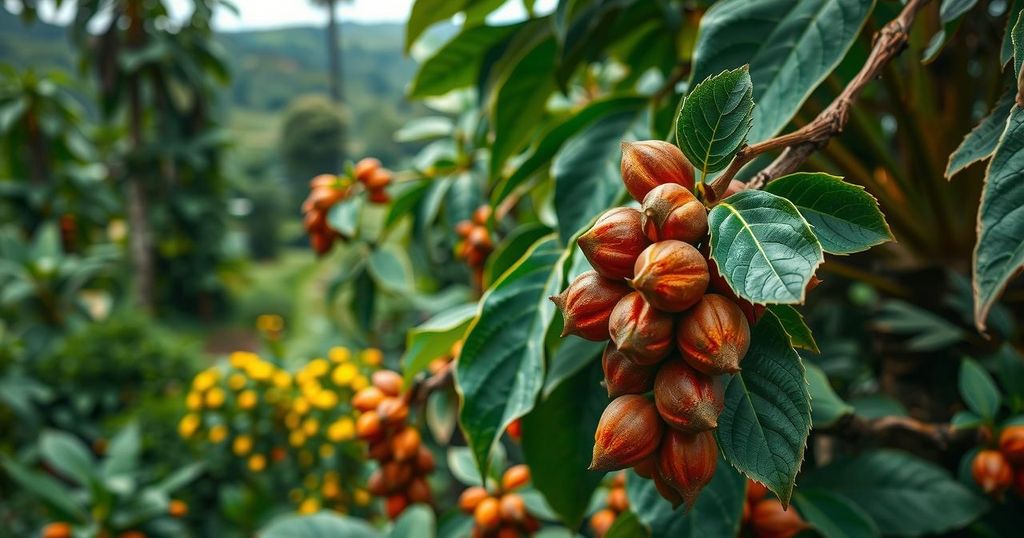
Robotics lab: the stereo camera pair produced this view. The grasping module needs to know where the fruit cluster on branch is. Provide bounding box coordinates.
[455,206,494,288]
[587,473,629,537]
[744,480,808,538]
[457,464,539,537]
[972,426,1024,497]
[302,157,393,255]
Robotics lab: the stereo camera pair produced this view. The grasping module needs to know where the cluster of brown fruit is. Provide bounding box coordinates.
[743,480,808,538]
[302,157,393,255]
[427,340,462,376]
[352,370,434,518]
[971,425,1024,496]
[587,473,629,537]
[457,464,539,537]
[550,140,753,507]
[455,206,495,288]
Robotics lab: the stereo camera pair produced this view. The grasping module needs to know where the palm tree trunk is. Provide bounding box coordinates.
[326,0,342,103]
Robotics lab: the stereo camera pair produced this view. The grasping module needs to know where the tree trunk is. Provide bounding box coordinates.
[326,0,342,103]
[125,0,155,313]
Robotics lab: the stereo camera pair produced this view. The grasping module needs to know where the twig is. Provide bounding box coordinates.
[821,413,972,449]
[708,0,932,199]
[406,361,454,405]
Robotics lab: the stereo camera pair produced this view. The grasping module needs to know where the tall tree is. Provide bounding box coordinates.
[315,0,346,103]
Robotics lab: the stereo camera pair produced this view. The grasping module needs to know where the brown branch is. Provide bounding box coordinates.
[406,361,454,405]
[821,413,974,449]
[708,0,932,199]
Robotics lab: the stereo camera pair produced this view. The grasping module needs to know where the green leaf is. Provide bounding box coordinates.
[625,460,745,536]
[384,180,433,231]
[717,314,811,505]
[947,91,1015,178]
[39,430,96,486]
[922,0,978,63]
[406,0,467,53]
[326,196,360,238]
[153,462,205,494]
[492,96,647,206]
[368,245,414,293]
[1013,9,1024,78]
[553,109,640,243]
[447,445,505,487]
[765,304,819,353]
[873,300,966,352]
[401,303,477,385]
[1002,0,1024,66]
[951,410,983,429]
[0,455,88,522]
[542,336,604,399]
[800,450,989,536]
[974,106,1024,332]
[708,190,823,304]
[676,66,754,177]
[389,504,435,538]
[959,358,1002,419]
[102,422,141,478]
[484,223,555,288]
[793,488,880,538]
[426,389,458,444]
[763,172,892,254]
[690,0,874,144]
[456,236,563,482]
[394,116,454,142]
[261,512,381,538]
[490,38,558,180]
[409,23,523,97]
[604,509,647,538]
[522,360,606,529]
[806,363,853,428]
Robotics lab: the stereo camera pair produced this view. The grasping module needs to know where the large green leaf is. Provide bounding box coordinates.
[553,109,640,243]
[800,450,989,536]
[0,455,88,522]
[765,304,819,353]
[1002,1,1024,66]
[974,106,1024,332]
[406,0,466,53]
[102,422,141,478]
[261,512,381,538]
[456,236,564,481]
[368,245,414,292]
[522,360,606,529]
[708,190,823,304]
[490,38,558,180]
[690,0,874,144]
[763,173,891,254]
[946,91,1015,178]
[40,430,96,487]
[793,488,880,538]
[401,303,477,385]
[389,504,435,538]
[805,363,852,428]
[922,0,979,63]
[625,460,746,536]
[409,24,523,98]
[717,314,811,505]
[959,358,1001,419]
[676,66,754,177]
[542,336,605,398]
[484,222,555,288]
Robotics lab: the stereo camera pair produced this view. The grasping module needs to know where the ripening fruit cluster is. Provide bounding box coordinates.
[971,425,1024,497]
[551,140,754,507]
[588,473,629,537]
[457,464,539,537]
[455,206,495,288]
[743,480,807,538]
[427,340,462,377]
[353,370,435,519]
[302,157,393,255]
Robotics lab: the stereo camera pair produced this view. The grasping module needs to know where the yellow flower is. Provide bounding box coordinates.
[178,414,200,438]
[322,479,340,499]
[354,488,371,506]
[303,474,319,490]
[228,373,247,391]
[247,361,274,382]
[301,381,321,399]
[289,431,307,447]
[238,390,258,410]
[233,435,253,456]
[331,363,358,387]
[285,413,301,430]
[248,454,266,472]
[302,417,320,437]
[208,424,228,443]
[192,370,218,392]
[273,371,292,388]
[293,397,310,415]
[361,348,383,366]
[314,390,338,409]
[205,387,226,409]
[351,375,369,391]
[328,346,351,363]
[319,444,335,459]
[307,358,329,378]
[257,314,284,333]
[230,351,257,369]
[326,417,354,442]
[297,497,320,514]
[185,391,202,411]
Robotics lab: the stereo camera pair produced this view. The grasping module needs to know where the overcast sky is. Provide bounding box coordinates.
[7,0,557,30]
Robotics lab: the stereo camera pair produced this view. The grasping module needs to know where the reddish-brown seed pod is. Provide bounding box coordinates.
[473,205,493,225]
[368,439,391,461]
[608,292,675,365]
[657,429,717,509]
[367,469,388,496]
[633,455,657,479]
[459,486,490,513]
[652,471,684,508]
[372,371,403,396]
[577,207,651,280]
[455,220,474,237]
[590,508,616,537]
[607,487,629,512]
[550,271,630,341]
[42,523,73,538]
[391,427,421,461]
[356,411,383,441]
[641,184,708,244]
[377,398,409,425]
[631,241,709,312]
[999,425,1024,465]
[474,497,502,531]
[499,493,526,523]
[506,418,522,441]
[653,358,724,432]
[368,187,391,204]
[602,343,658,398]
[415,445,436,473]
[354,158,381,182]
[590,395,664,471]
[621,141,696,202]
[352,387,385,412]
[750,498,808,538]
[496,526,521,538]
[706,256,764,325]
[747,479,768,504]
[363,168,392,190]
[381,461,414,490]
[972,449,1013,494]
[408,477,432,504]
[677,294,751,375]
[385,494,409,519]
[502,464,531,492]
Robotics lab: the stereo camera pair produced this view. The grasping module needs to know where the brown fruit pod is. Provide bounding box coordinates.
[502,464,531,492]
[363,168,392,190]
[653,358,724,432]
[459,486,490,514]
[408,477,432,504]
[676,294,750,375]
[354,158,382,183]
[474,496,502,531]
[356,411,383,441]
[415,445,436,473]
[602,343,658,398]
[608,292,675,365]
[499,493,527,523]
[377,397,409,425]
[607,486,629,512]
[620,140,696,202]
[589,508,616,537]
[372,371,403,397]
[999,425,1024,465]
[972,449,1013,494]
[577,207,651,280]
[390,427,421,461]
[367,469,389,496]
[473,205,493,226]
[652,471,684,508]
[550,271,630,341]
[750,498,808,538]
[352,387,385,412]
[631,241,709,313]
[747,479,769,504]
[590,395,664,471]
[640,184,708,244]
[657,429,717,509]
[385,494,409,519]
[633,454,657,479]
[706,255,764,325]
[381,461,414,490]
[368,438,391,461]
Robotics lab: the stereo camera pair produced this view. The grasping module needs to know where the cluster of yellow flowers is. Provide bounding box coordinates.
[179,345,381,514]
